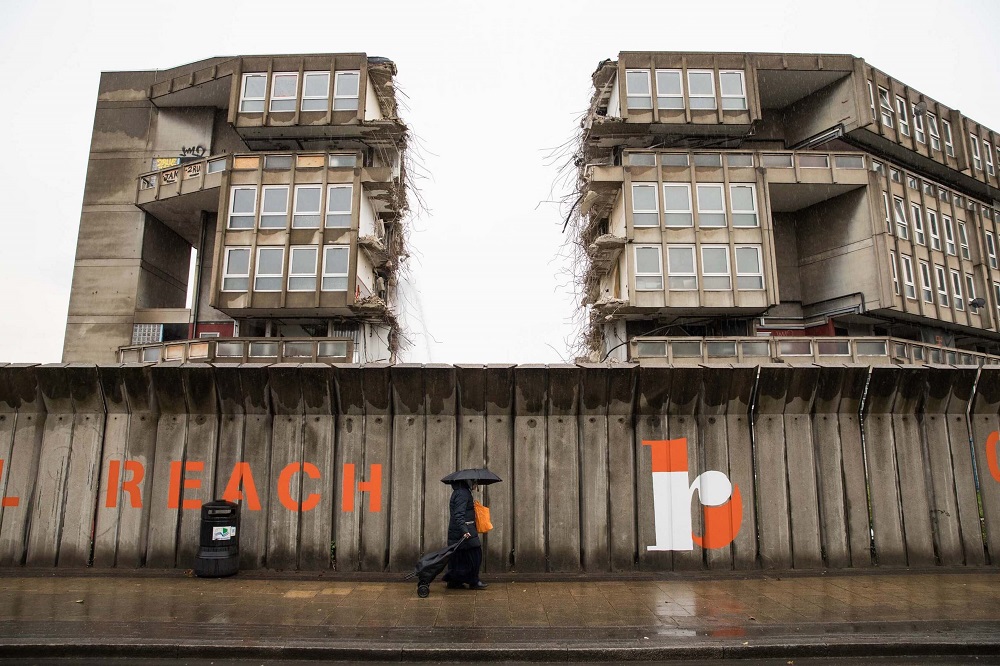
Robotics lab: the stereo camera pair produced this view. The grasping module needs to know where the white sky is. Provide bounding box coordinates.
[0,0,998,364]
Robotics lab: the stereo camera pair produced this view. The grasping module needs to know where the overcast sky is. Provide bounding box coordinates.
[1,0,998,364]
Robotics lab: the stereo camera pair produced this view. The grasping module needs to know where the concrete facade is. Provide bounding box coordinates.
[64,54,409,365]
[575,52,1000,364]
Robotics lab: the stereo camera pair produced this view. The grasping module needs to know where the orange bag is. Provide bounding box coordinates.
[473,500,493,533]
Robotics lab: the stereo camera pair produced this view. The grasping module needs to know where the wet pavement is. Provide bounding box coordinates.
[0,568,998,661]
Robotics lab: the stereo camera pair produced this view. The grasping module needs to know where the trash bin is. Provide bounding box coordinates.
[194,500,240,577]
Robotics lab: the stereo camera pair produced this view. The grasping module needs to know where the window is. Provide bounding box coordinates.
[872,160,885,175]
[228,186,257,229]
[907,176,919,191]
[696,184,726,227]
[329,154,358,168]
[987,231,998,269]
[207,158,226,174]
[667,246,696,289]
[895,97,909,136]
[322,246,350,291]
[333,71,360,110]
[890,168,902,183]
[927,209,940,251]
[629,153,656,166]
[923,182,936,197]
[762,154,793,168]
[692,153,722,167]
[701,246,731,289]
[867,81,876,119]
[655,70,683,109]
[719,70,747,110]
[944,215,956,255]
[882,192,892,235]
[634,246,663,290]
[889,251,899,295]
[288,247,318,291]
[799,154,830,168]
[942,119,955,156]
[259,185,289,228]
[222,247,250,291]
[927,113,941,151]
[302,71,330,111]
[951,270,964,310]
[326,185,352,228]
[878,87,893,127]
[935,265,949,307]
[985,140,995,176]
[966,274,977,304]
[631,183,660,227]
[911,203,925,245]
[912,105,925,144]
[292,185,322,228]
[663,183,692,227]
[971,134,983,171]
[661,153,689,167]
[264,154,292,170]
[892,197,909,239]
[254,247,284,292]
[687,70,716,109]
[239,73,266,112]
[727,153,753,167]
[900,255,916,299]
[735,246,764,289]
[959,221,970,259]
[940,189,951,203]
[917,261,932,303]
[269,72,298,112]
[730,184,758,227]
[835,155,865,169]
[625,69,652,109]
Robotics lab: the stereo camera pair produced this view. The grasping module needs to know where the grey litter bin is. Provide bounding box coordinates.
[194,500,240,577]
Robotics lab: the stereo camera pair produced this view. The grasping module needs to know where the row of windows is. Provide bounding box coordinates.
[222,246,350,293]
[873,160,995,218]
[628,151,865,170]
[883,193,968,256]
[236,153,358,171]
[634,244,764,292]
[631,182,758,228]
[890,251,977,313]
[228,185,353,230]
[970,133,998,176]
[239,71,360,113]
[624,69,747,111]
[869,82,955,156]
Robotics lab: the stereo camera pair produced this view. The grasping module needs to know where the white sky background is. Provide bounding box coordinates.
[0,0,998,364]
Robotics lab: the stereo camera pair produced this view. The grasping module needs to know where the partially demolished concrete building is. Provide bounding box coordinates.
[64,53,410,365]
[573,52,1000,366]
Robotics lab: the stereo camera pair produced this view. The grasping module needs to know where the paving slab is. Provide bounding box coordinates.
[0,569,997,661]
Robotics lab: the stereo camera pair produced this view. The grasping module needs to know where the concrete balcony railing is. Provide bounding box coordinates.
[136,155,228,205]
[118,337,354,365]
[630,336,1000,367]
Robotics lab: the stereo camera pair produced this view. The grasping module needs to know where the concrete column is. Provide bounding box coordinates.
[266,364,307,569]
[389,364,425,572]
[333,364,363,572]
[296,365,336,570]
[483,365,514,572]
[970,367,1000,564]
[513,365,547,572]
[547,365,581,572]
[578,363,612,572]
[359,365,391,571]
[889,367,935,567]
[422,365,457,565]
[635,366,672,571]
[0,365,45,566]
[145,365,189,568]
[668,367,703,572]
[607,365,637,572]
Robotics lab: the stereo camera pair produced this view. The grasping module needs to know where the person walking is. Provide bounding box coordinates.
[442,480,487,590]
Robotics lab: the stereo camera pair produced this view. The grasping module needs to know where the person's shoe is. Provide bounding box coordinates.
[471,581,488,590]
[446,582,465,589]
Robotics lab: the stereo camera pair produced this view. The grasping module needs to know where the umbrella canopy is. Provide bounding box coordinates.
[441,468,502,485]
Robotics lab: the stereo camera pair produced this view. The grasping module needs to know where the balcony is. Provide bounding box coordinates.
[136,155,228,243]
[630,336,1000,367]
[118,337,354,364]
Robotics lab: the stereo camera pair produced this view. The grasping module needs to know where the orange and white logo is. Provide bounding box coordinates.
[643,439,742,551]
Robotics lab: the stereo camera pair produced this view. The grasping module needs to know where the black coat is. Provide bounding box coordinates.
[447,484,481,549]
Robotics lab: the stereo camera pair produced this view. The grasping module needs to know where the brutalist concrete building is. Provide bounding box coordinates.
[64,53,409,365]
[573,52,1000,365]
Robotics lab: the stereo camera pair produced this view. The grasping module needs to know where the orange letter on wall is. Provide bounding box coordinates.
[987,431,1000,483]
[0,460,18,507]
[222,462,262,510]
[278,463,322,512]
[342,464,382,512]
[105,460,145,508]
[167,461,204,510]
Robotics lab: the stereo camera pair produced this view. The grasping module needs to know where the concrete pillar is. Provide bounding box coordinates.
[483,365,514,572]
[578,363,612,572]
[607,364,637,572]
[422,365,457,566]
[0,365,45,566]
[667,367,702,572]
[332,364,363,571]
[144,365,188,568]
[389,364,425,572]
[266,364,307,569]
[359,365,391,571]
[635,366,672,571]
[970,367,1000,565]
[513,365,547,571]
[547,365,581,572]
[296,365,336,570]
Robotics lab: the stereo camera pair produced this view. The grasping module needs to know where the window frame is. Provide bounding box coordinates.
[942,119,955,156]
[912,104,926,144]
[987,231,998,269]
[927,209,941,251]
[985,140,995,176]
[734,245,764,290]
[944,215,956,255]
[718,70,747,110]
[333,71,361,111]
[882,192,892,235]
[259,184,289,229]
[268,72,299,112]
[959,221,971,259]
[971,133,983,171]
[634,245,664,291]
[321,245,350,292]
[919,260,933,304]
[631,182,660,228]
[700,245,732,290]
[895,97,910,136]
[654,69,683,109]
[695,183,727,227]
[325,184,353,228]
[935,264,950,307]
[287,246,319,292]
[301,71,331,112]
[662,183,692,227]
[253,246,285,293]
[893,197,909,239]
[911,202,925,245]
[624,69,652,110]
[900,254,916,300]
[877,87,894,128]
[239,73,267,113]
[687,70,717,110]
[227,186,257,230]
[890,251,900,295]
[729,183,758,227]
[951,269,965,311]
[966,274,977,304]
[222,247,251,292]
[292,184,323,229]
[666,245,697,290]
[927,113,941,151]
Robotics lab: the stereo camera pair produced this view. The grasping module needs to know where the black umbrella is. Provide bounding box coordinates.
[403,536,467,597]
[440,467,502,485]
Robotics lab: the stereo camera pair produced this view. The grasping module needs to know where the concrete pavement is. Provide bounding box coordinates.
[0,568,998,661]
